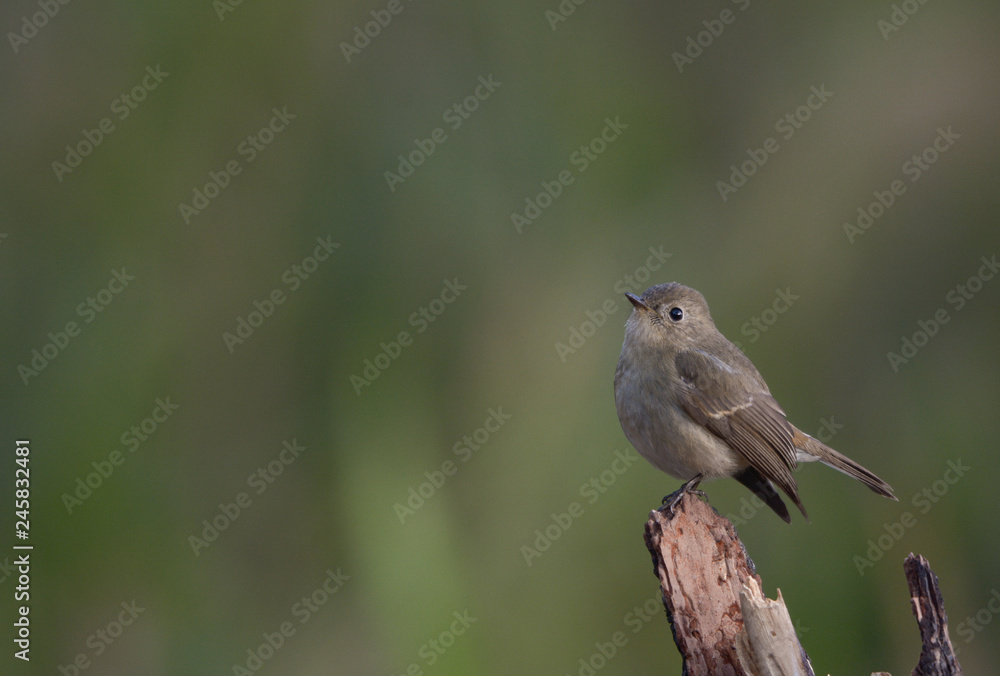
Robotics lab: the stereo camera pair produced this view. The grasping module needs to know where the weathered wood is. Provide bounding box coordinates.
[642,494,961,675]
[905,553,962,676]
[736,579,814,676]
[643,492,767,675]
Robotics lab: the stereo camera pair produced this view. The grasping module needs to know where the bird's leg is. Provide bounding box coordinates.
[658,474,706,517]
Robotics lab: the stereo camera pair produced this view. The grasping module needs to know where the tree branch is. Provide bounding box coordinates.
[905,553,962,676]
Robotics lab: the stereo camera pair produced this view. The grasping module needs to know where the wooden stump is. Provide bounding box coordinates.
[642,493,961,675]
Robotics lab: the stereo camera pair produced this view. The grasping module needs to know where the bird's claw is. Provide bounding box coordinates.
[657,474,706,518]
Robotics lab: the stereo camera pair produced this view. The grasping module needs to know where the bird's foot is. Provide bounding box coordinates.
[657,474,706,518]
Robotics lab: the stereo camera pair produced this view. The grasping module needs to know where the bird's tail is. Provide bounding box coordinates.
[793,430,897,500]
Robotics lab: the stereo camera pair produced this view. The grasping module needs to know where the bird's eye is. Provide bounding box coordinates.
[668,307,683,322]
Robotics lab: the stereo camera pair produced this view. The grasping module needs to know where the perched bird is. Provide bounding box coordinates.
[614,282,896,522]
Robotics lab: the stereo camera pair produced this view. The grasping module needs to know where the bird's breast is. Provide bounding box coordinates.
[615,355,744,481]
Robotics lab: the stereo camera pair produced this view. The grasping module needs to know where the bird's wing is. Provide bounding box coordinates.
[674,348,806,518]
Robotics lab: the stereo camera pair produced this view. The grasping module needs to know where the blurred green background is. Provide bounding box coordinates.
[2,0,999,673]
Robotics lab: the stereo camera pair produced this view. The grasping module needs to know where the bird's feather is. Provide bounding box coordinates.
[674,348,807,519]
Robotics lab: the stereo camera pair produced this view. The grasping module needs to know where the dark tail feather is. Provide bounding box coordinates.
[796,432,897,500]
[735,467,804,524]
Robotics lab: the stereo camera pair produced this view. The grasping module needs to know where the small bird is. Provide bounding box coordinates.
[614,282,896,522]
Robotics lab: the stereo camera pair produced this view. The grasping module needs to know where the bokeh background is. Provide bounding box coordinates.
[2,0,999,673]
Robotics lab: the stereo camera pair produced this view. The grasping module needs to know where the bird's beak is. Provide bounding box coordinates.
[625,293,652,313]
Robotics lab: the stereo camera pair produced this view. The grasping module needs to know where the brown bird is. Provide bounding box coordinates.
[614,282,897,522]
